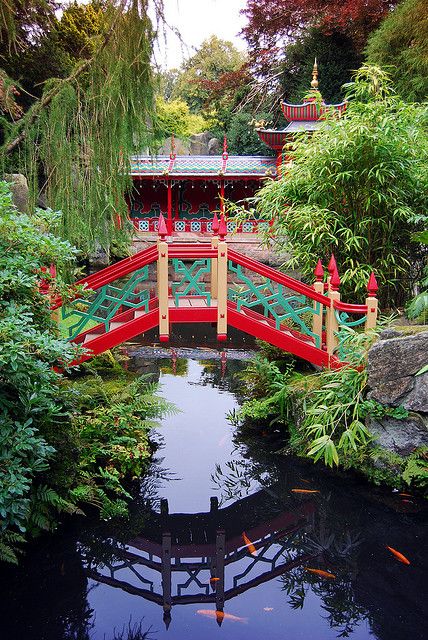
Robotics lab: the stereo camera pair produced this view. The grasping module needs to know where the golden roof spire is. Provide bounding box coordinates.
[311,58,319,90]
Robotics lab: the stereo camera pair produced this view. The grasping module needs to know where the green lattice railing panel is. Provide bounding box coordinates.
[228,260,323,347]
[171,259,212,305]
[335,309,367,360]
[60,265,151,340]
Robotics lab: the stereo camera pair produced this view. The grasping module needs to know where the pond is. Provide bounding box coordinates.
[1,347,427,640]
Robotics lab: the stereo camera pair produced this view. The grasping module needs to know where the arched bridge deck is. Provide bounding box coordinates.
[51,214,378,368]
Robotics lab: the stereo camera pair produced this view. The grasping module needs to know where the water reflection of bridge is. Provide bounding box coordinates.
[84,486,317,628]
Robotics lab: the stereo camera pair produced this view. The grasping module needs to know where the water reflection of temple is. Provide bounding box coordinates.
[83,485,317,629]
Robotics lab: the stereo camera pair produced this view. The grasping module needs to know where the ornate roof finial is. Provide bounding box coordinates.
[170,132,176,159]
[223,134,228,158]
[311,58,319,90]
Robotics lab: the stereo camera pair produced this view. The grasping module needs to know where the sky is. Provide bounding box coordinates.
[151,0,248,69]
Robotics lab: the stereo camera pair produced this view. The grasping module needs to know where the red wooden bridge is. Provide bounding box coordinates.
[53,214,378,368]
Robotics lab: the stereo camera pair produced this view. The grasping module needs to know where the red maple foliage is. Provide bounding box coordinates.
[241,0,399,53]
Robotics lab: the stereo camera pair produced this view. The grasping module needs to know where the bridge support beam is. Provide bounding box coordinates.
[158,239,169,342]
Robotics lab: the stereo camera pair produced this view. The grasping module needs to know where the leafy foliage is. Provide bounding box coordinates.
[253,66,428,305]
[1,1,159,255]
[227,111,274,156]
[366,0,428,103]
[0,180,80,540]
[406,231,428,323]
[242,0,399,55]
[0,183,174,562]
[172,36,246,120]
[155,96,209,140]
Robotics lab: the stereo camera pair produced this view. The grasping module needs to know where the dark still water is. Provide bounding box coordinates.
[1,352,427,640]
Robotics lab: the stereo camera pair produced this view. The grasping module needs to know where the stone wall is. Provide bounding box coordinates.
[367,329,428,456]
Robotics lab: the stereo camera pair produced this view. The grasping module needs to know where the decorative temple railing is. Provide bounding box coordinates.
[132,216,270,235]
[50,213,378,368]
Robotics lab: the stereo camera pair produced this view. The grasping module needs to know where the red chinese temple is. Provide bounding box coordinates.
[256,60,347,164]
[129,62,346,236]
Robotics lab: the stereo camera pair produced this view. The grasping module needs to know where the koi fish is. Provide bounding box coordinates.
[386,546,410,565]
[209,577,220,583]
[242,531,257,555]
[196,610,248,624]
[399,493,412,497]
[291,489,319,494]
[304,567,336,579]
[263,607,274,612]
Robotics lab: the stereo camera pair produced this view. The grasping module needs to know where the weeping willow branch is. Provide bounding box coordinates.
[1,0,160,255]
[4,14,118,155]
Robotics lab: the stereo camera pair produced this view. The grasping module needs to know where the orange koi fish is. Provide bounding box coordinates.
[291,489,320,494]
[304,567,336,579]
[399,493,412,497]
[242,531,257,555]
[209,577,220,583]
[386,546,410,565]
[196,610,248,624]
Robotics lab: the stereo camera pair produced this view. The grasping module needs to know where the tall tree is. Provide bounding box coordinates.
[172,36,246,117]
[0,0,59,50]
[366,0,428,102]
[1,1,160,255]
[242,0,399,56]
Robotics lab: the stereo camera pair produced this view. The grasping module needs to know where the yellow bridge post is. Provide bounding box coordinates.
[312,259,324,348]
[158,214,169,342]
[217,215,228,341]
[211,212,219,300]
[325,267,340,358]
[365,272,379,331]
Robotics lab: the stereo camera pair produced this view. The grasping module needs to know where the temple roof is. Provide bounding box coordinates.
[256,121,323,151]
[130,155,277,179]
[281,100,347,122]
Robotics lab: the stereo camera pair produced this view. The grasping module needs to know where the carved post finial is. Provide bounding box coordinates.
[311,58,319,89]
[328,253,337,275]
[330,266,341,291]
[314,259,324,282]
[158,212,168,240]
[212,211,219,235]
[170,132,176,159]
[218,213,227,240]
[367,272,379,296]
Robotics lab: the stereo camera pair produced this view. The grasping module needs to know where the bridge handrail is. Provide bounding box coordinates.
[333,299,368,314]
[228,249,330,306]
[51,245,158,310]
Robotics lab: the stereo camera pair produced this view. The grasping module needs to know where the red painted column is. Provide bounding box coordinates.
[167,180,173,235]
[220,180,225,215]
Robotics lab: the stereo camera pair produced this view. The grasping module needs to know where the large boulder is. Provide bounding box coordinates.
[4,173,29,213]
[189,131,212,155]
[369,414,428,456]
[367,330,428,413]
[158,136,190,155]
[208,137,221,155]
